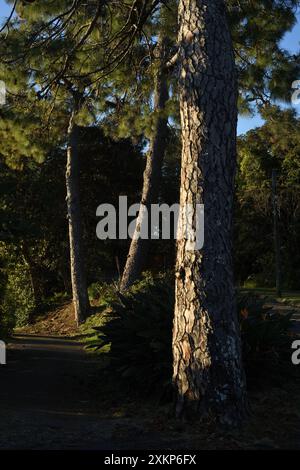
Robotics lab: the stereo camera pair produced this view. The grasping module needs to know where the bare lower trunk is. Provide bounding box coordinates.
[120,36,169,291]
[66,110,89,325]
[173,0,247,426]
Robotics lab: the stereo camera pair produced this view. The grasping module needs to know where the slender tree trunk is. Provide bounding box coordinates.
[58,259,72,295]
[173,0,248,426]
[66,107,90,325]
[120,35,169,291]
[21,241,43,323]
[272,169,282,297]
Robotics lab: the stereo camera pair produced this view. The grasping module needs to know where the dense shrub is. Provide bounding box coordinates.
[0,244,36,332]
[238,294,293,364]
[88,281,119,305]
[0,261,13,338]
[91,274,174,396]
[91,277,294,396]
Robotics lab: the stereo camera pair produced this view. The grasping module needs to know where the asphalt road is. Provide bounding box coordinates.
[0,335,182,450]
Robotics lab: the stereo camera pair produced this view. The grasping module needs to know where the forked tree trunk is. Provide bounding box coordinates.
[120,35,169,291]
[173,0,248,426]
[66,107,90,325]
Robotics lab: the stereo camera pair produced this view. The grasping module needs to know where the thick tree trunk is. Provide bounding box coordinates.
[66,108,90,325]
[173,0,248,426]
[120,36,169,291]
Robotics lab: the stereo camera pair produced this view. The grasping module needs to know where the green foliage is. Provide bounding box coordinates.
[228,0,300,111]
[0,99,57,169]
[88,282,295,397]
[0,243,36,330]
[0,128,144,331]
[235,107,300,289]
[88,281,118,306]
[0,258,12,338]
[91,274,174,396]
[237,294,293,364]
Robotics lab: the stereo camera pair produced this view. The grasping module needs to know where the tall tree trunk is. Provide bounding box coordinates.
[173,0,248,426]
[120,35,169,291]
[66,107,90,325]
[272,169,282,297]
[21,241,43,323]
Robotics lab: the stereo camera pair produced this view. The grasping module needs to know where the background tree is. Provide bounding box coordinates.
[0,126,143,328]
[120,24,170,290]
[235,106,300,290]
[1,0,167,320]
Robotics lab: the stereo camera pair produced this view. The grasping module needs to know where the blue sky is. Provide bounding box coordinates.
[1,0,299,135]
[238,11,300,135]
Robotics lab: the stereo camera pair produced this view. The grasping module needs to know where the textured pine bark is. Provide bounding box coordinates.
[120,35,169,292]
[66,109,90,325]
[173,0,248,426]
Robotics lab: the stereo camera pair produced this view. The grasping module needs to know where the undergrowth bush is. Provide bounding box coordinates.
[90,275,294,396]
[0,262,14,338]
[238,294,293,365]
[91,273,174,396]
[3,263,36,327]
[88,281,119,305]
[0,244,36,334]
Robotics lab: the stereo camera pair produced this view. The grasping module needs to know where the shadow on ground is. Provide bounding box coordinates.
[0,335,185,450]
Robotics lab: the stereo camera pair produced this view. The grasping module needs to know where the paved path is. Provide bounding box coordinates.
[1,329,299,450]
[0,335,183,450]
[290,310,300,334]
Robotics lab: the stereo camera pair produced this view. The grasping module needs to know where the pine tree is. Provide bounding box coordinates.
[119,0,300,289]
[236,106,300,289]
[0,0,164,321]
[173,0,248,426]
[65,92,90,324]
[120,9,171,291]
